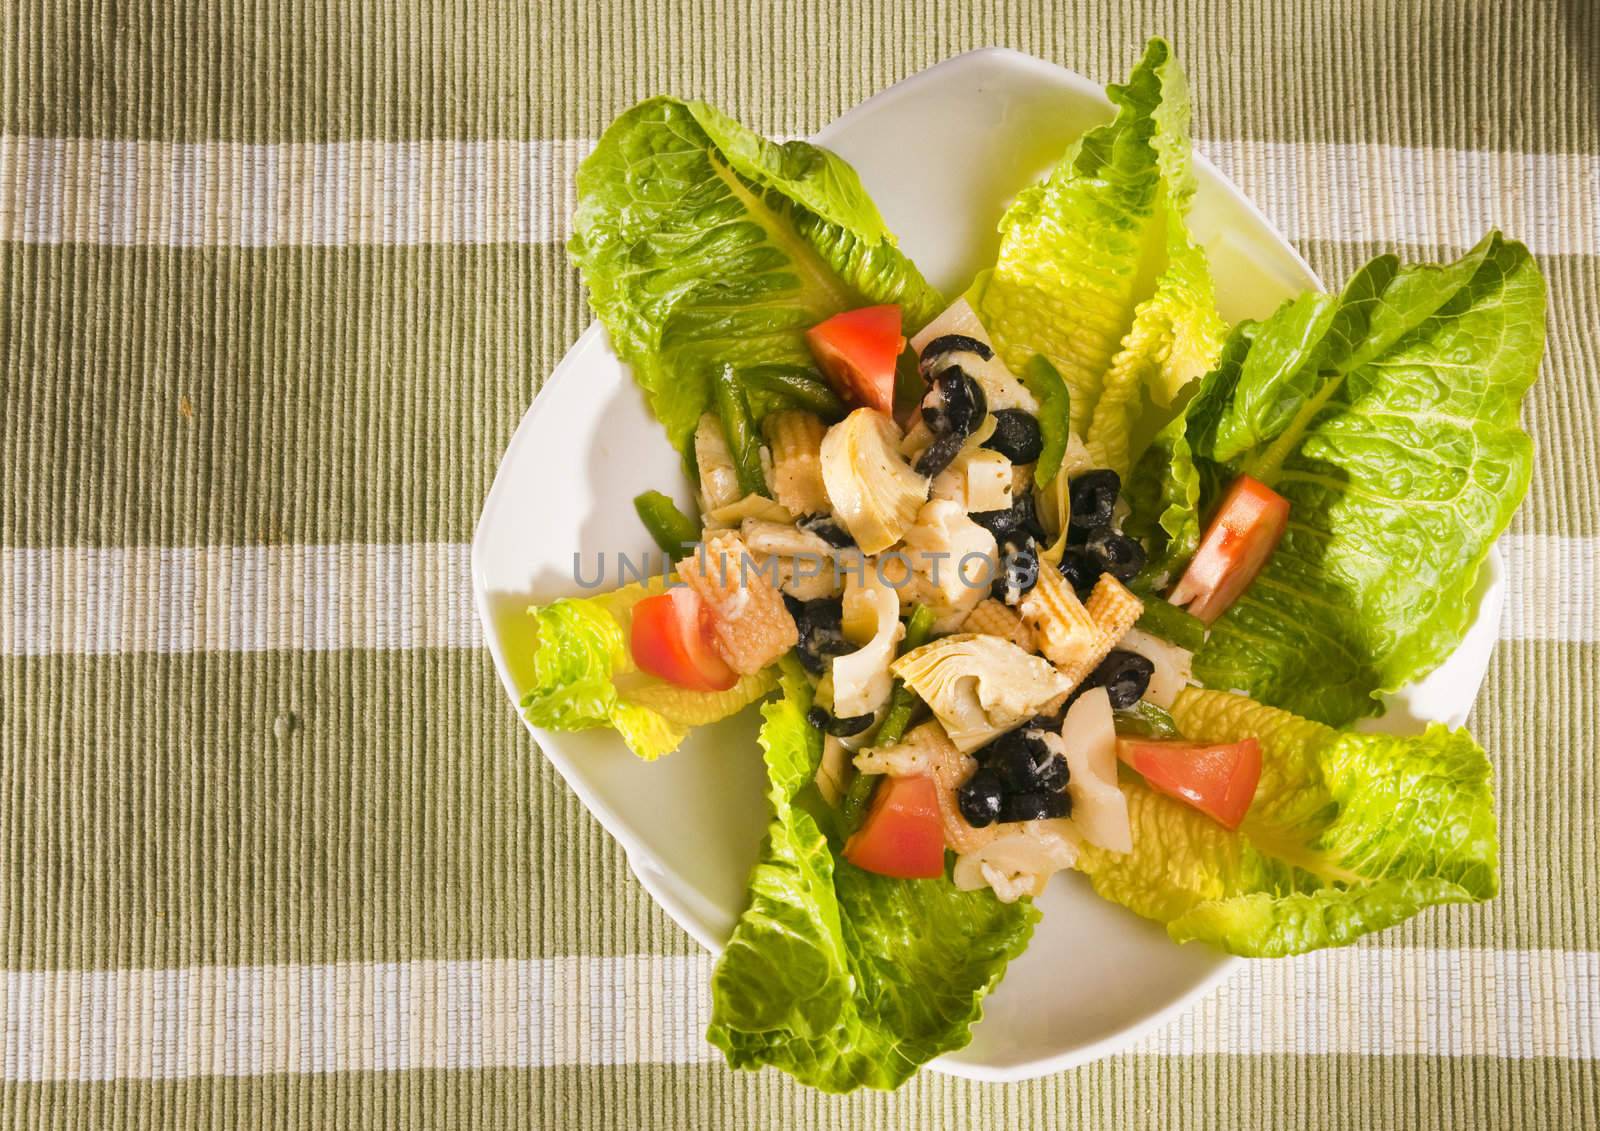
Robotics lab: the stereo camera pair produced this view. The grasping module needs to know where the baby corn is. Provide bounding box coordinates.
[962,598,1038,653]
[1019,563,1100,667]
[1040,574,1146,711]
[676,531,798,674]
[764,410,830,515]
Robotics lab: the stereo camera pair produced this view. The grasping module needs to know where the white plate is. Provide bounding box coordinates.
[472,48,1505,1083]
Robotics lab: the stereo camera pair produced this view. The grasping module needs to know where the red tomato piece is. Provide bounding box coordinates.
[805,305,905,414]
[1116,737,1263,830]
[844,775,947,879]
[629,588,738,692]
[1168,474,1290,626]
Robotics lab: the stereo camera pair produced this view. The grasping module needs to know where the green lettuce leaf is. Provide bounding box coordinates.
[521,580,776,760]
[1076,688,1498,956]
[1177,233,1544,723]
[970,37,1225,475]
[1123,409,1201,586]
[707,665,1037,1091]
[1082,135,1226,475]
[570,98,944,450]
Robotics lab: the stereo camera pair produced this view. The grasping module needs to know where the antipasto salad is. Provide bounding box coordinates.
[520,39,1543,1090]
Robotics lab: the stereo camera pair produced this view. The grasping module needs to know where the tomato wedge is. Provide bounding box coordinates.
[805,305,904,415]
[1116,737,1262,830]
[629,587,738,692]
[1168,474,1290,626]
[843,774,946,879]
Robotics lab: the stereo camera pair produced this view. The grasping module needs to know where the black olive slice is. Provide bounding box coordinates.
[918,333,994,372]
[982,409,1044,464]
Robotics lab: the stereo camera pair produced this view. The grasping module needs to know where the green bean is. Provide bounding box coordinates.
[712,364,768,497]
[870,687,917,750]
[839,687,916,831]
[1135,597,1208,651]
[838,770,880,832]
[1113,700,1181,739]
[633,490,701,557]
[739,365,848,419]
[902,604,938,651]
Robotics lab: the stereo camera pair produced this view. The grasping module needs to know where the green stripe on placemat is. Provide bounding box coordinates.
[0,1,1594,151]
[1456,641,1600,951]
[0,651,698,968]
[0,1058,1595,1130]
[0,245,578,547]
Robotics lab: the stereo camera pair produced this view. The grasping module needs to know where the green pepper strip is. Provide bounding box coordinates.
[1134,597,1208,652]
[1113,700,1181,739]
[632,490,701,558]
[1019,354,1071,485]
[739,364,848,420]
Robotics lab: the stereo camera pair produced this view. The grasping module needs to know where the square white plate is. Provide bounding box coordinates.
[472,48,1504,1082]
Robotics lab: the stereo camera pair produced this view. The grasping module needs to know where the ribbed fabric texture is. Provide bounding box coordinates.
[1,2,1596,1128]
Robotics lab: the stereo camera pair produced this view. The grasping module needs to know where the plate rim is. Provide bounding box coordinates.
[471,46,1504,1084]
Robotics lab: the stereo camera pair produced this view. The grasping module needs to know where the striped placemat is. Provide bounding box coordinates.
[1,3,1596,1128]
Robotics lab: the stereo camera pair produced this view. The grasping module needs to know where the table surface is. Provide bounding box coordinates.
[1,2,1596,1128]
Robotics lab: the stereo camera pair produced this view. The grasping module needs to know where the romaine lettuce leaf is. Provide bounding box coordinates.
[1123,409,1201,587]
[970,37,1224,475]
[1172,233,1544,723]
[1076,689,1498,956]
[1086,224,1226,477]
[570,98,944,450]
[707,665,1036,1091]
[522,580,775,760]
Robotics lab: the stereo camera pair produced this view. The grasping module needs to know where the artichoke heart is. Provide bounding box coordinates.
[832,569,903,718]
[1036,431,1094,564]
[819,408,929,554]
[890,633,1071,753]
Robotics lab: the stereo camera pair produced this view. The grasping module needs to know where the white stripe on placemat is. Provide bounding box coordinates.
[0,137,1592,254]
[0,138,589,247]
[1497,534,1596,643]
[1142,947,1600,1059]
[0,948,1595,1081]
[1197,140,1599,256]
[0,535,1588,657]
[0,543,479,655]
